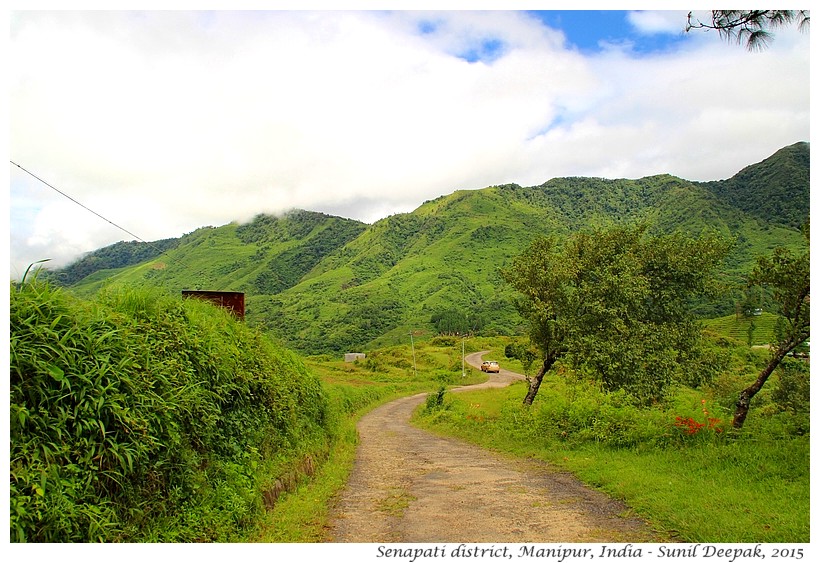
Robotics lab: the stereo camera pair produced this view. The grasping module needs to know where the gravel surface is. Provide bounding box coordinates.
[326,351,666,543]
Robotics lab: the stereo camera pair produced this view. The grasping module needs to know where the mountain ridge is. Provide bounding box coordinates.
[53,142,809,354]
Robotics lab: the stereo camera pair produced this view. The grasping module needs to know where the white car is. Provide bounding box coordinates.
[480,361,500,373]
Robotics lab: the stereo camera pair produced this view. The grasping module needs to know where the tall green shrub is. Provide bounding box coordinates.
[10,282,329,542]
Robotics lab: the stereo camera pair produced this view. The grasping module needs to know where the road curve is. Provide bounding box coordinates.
[326,351,663,543]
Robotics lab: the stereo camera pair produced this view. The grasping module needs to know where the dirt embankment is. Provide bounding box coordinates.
[326,352,666,543]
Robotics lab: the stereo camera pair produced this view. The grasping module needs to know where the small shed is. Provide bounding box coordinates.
[182,290,245,319]
[344,353,366,363]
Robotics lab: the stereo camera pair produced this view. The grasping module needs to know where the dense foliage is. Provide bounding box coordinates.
[503,224,731,404]
[430,307,485,335]
[699,142,809,230]
[251,217,368,294]
[10,282,330,542]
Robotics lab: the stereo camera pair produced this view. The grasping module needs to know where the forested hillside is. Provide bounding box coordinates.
[699,142,809,230]
[54,142,809,354]
[68,210,367,297]
[46,237,180,286]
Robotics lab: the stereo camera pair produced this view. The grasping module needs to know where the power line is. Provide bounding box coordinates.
[10,160,161,251]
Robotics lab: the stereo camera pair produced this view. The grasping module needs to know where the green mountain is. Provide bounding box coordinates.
[46,237,180,286]
[69,210,367,296]
[59,142,809,354]
[700,141,809,230]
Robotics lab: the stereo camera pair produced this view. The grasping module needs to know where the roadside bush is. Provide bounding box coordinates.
[771,358,810,415]
[430,336,456,347]
[520,377,671,449]
[424,387,447,411]
[10,282,330,542]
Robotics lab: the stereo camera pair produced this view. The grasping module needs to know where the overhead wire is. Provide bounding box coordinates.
[10,160,167,255]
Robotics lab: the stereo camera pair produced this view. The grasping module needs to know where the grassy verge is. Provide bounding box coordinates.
[251,401,361,542]
[413,379,809,543]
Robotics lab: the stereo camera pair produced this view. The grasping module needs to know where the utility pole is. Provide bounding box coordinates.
[462,336,466,377]
[409,331,417,377]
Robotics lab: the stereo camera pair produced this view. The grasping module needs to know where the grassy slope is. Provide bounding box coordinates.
[702,312,780,346]
[70,211,367,298]
[699,141,809,230]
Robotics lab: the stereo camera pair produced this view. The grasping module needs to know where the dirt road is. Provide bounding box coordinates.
[326,351,665,543]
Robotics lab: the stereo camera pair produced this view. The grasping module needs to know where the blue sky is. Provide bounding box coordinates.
[7,9,811,277]
[528,10,683,54]
[417,10,689,63]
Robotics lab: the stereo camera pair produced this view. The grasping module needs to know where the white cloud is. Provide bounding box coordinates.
[627,10,691,35]
[8,10,811,277]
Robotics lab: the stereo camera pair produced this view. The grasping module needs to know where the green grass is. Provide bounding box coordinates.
[413,377,809,543]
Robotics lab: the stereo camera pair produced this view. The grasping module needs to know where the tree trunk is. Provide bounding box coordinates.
[522,355,556,406]
[732,340,802,429]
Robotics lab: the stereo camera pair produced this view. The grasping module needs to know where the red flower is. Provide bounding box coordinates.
[674,414,722,435]
[674,416,704,434]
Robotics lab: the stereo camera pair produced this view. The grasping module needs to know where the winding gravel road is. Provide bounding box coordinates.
[326,351,665,543]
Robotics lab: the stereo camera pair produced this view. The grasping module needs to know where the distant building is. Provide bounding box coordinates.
[345,353,366,363]
[182,290,245,319]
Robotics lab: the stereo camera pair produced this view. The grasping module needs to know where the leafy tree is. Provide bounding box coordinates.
[686,10,810,50]
[503,224,730,405]
[504,340,538,376]
[732,223,809,428]
[431,308,484,336]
